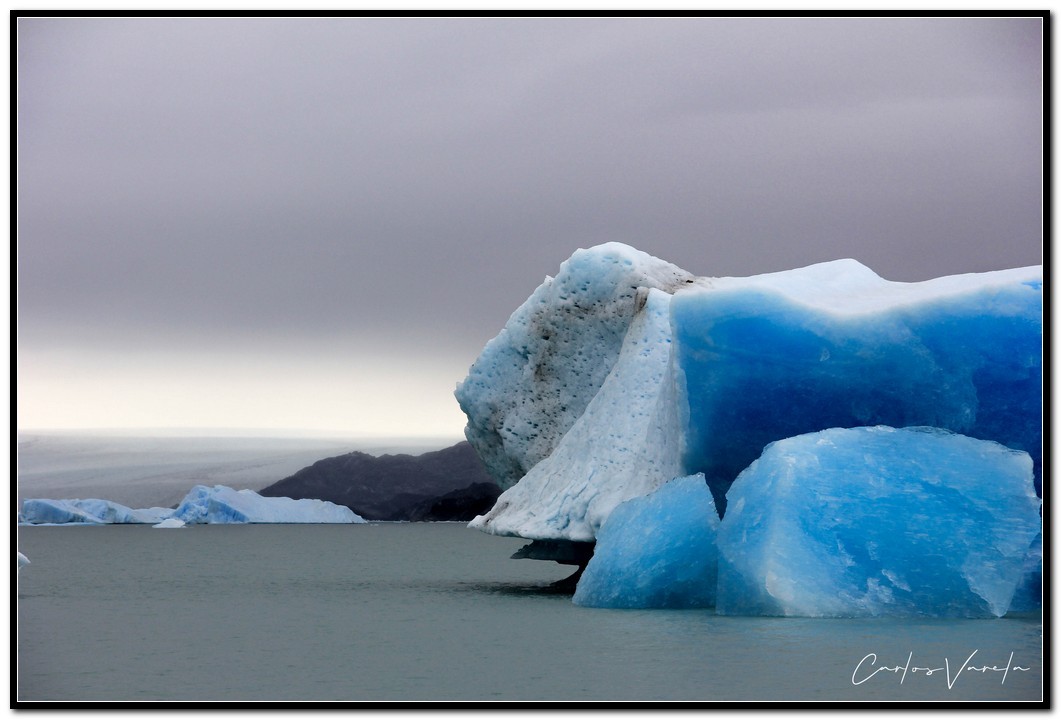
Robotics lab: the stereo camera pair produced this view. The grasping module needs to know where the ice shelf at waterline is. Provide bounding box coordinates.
[19,485,365,525]
[459,243,1042,542]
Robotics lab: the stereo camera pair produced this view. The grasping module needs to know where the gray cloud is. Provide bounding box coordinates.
[15,16,1044,431]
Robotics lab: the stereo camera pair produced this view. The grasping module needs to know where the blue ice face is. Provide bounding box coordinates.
[1008,533,1043,614]
[19,498,107,525]
[19,498,171,525]
[672,279,1043,512]
[573,474,719,609]
[716,426,1041,618]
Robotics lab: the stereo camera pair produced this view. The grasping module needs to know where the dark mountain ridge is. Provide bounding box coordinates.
[259,441,500,521]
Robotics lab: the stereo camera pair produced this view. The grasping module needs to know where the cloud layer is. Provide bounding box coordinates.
[16,17,1043,434]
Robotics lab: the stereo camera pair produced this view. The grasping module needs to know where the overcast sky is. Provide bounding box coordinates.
[15,16,1044,437]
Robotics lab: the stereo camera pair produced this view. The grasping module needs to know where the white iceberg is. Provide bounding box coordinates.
[17,551,30,573]
[455,242,694,490]
[470,288,685,541]
[716,426,1041,618]
[152,517,186,529]
[172,485,364,524]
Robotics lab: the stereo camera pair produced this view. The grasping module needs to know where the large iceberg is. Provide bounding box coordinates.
[460,244,1042,542]
[715,426,1041,618]
[19,486,365,525]
[573,474,719,609]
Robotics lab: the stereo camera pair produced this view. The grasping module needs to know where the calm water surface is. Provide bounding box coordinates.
[16,523,1042,702]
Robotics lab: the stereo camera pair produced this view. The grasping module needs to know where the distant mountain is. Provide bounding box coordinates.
[259,441,500,521]
[405,482,503,522]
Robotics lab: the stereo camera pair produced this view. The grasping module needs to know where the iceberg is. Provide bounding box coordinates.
[19,486,365,525]
[455,242,695,490]
[460,244,1042,542]
[673,259,1043,511]
[716,426,1041,618]
[470,288,685,541]
[172,485,364,524]
[152,517,187,529]
[1007,532,1043,614]
[19,498,172,525]
[573,474,719,609]
[17,552,30,573]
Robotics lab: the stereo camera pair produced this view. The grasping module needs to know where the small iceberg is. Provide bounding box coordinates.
[19,498,171,525]
[172,485,364,524]
[17,551,30,573]
[152,518,186,529]
[573,474,720,609]
[19,485,366,525]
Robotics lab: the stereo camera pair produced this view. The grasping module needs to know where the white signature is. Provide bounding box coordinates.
[852,650,1031,689]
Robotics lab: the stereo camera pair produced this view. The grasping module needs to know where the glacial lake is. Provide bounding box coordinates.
[16,523,1042,703]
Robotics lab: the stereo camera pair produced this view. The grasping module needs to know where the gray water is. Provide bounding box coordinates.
[16,523,1042,703]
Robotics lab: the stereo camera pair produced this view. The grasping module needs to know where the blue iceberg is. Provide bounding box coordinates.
[1008,533,1043,614]
[172,484,364,524]
[19,486,365,525]
[573,474,719,609]
[19,498,172,525]
[460,244,1042,544]
[673,260,1044,511]
[716,426,1041,618]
